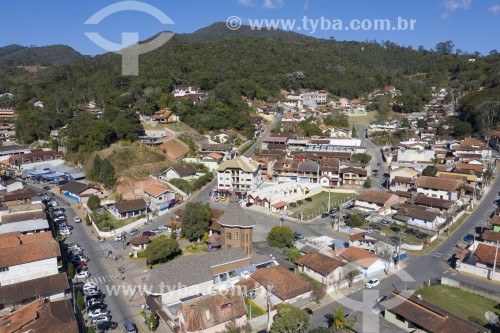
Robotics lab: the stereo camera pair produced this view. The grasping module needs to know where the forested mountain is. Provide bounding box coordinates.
[0,44,84,66]
[0,23,498,160]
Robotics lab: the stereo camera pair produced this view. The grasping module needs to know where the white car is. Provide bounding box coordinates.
[158,225,168,231]
[74,216,82,223]
[67,243,81,250]
[59,229,71,236]
[83,282,98,292]
[91,314,111,324]
[88,309,110,319]
[50,201,58,207]
[75,271,90,279]
[114,235,124,242]
[365,278,381,289]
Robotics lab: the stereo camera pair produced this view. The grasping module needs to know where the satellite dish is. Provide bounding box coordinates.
[485,311,499,325]
[97,208,105,215]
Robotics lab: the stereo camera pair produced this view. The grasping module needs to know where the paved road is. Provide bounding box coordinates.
[26,183,143,332]
[355,124,387,190]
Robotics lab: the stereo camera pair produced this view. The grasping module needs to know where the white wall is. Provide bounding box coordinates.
[416,188,457,200]
[0,258,58,286]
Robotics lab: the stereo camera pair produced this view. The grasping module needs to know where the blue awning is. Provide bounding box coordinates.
[393,253,408,261]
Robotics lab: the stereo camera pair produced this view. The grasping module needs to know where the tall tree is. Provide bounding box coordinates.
[182,202,211,241]
[267,226,294,249]
[270,304,310,333]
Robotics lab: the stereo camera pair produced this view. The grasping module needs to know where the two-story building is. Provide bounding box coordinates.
[415,176,462,200]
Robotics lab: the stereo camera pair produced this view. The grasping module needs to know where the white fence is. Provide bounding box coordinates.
[89,214,147,238]
[456,263,500,282]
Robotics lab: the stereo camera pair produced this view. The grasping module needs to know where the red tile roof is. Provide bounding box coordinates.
[250,266,313,301]
[295,253,345,277]
[473,243,500,265]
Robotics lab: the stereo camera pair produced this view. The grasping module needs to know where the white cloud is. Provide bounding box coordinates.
[441,12,450,18]
[441,0,472,11]
[488,4,500,13]
[263,0,284,9]
[238,0,255,6]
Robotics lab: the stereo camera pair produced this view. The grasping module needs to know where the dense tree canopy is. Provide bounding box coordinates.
[145,236,181,265]
[182,202,211,241]
[267,226,294,248]
[270,304,310,333]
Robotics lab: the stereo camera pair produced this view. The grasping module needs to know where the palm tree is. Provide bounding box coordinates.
[325,307,357,332]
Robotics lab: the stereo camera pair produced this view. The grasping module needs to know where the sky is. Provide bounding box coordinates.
[0,0,499,56]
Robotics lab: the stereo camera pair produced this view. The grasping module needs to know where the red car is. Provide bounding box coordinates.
[74,261,87,268]
[142,231,155,237]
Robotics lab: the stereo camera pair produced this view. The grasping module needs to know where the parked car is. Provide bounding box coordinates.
[494,199,500,206]
[365,278,380,288]
[369,223,382,230]
[85,290,103,298]
[380,220,391,226]
[88,302,107,311]
[71,256,87,263]
[289,202,297,208]
[75,271,90,279]
[83,282,98,292]
[305,197,312,202]
[86,296,104,307]
[67,243,82,251]
[304,308,313,316]
[149,228,161,233]
[129,229,140,237]
[114,235,125,242]
[74,261,88,268]
[97,321,118,331]
[463,233,474,243]
[321,213,329,218]
[43,185,51,190]
[294,231,304,240]
[74,216,82,223]
[142,231,155,237]
[158,225,168,231]
[416,232,427,239]
[390,226,401,233]
[54,211,65,217]
[123,321,138,333]
[88,309,110,319]
[91,314,111,324]
[59,229,71,236]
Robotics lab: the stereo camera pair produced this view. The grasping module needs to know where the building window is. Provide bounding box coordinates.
[226,233,231,240]
[235,233,240,240]
[221,303,231,311]
[395,314,405,323]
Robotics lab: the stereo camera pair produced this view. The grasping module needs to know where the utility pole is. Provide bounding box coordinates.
[492,241,499,281]
[72,284,76,314]
[327,186,331,212]
[266,283,275,331]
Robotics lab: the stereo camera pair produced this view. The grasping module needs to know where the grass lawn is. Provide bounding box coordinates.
[410,237,444,255]
[348,111,379,126]
[416,285,499,327]
[449,212,471,235]
[299,272,321,287]
[287,191,353,220]
[91,210,144,231]
[246,298,266,318]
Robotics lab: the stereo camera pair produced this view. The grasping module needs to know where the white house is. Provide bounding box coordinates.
[163,164,198,181]
[217,156,262,194]
[394,204,443,230]
[415,176,462,201]
[295,252,346,292]
[182,153,224,172]
[354,191,400,215]
[336,247,386,278]
[0,232,60,286]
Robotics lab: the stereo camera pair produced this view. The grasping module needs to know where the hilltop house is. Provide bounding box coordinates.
[107,199,147,219]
